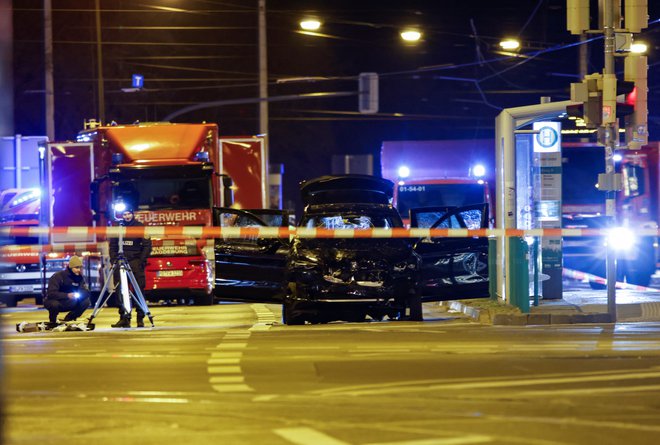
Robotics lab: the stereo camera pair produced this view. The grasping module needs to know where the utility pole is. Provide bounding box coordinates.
[567,0,649,322]
[44,0,54,140]
[94,0,105,125]
[602,0,618,321]
[258,0,270,207]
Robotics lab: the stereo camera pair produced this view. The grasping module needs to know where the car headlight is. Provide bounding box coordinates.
[45,260,67,271]
[393,256,418,273]
[292,250,321,267]
[607,227,636,251]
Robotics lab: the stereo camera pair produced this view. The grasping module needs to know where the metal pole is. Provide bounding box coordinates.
[0,0,14,136]
[14,135,21,188]
[94,0,105,124]
[258,0,270,207]
[44,0,54,140]
[603,0,617,322]
[579,34,588,79]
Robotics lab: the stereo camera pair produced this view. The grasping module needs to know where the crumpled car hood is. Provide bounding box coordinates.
[292,238,414,263]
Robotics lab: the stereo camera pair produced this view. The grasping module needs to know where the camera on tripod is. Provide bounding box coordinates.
[86,230,154,328]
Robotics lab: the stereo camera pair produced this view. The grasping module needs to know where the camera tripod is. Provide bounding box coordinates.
[87,240,154,328]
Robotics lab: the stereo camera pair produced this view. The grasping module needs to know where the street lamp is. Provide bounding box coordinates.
[499,39,520,50]
[300,18,321,31]
[631,41,648,54]
[400,29,422,42]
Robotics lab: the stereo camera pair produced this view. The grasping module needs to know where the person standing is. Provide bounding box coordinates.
[109,208,152,328]
[44,255,91,328]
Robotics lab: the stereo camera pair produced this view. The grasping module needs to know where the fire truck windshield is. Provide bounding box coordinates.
[396,183,486,221]
[115,177,211,210]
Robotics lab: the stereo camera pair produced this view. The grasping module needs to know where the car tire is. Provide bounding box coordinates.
[407,289,423,321]
[283,300,305,325]
[194,292,214,306]
[3,296,18,308]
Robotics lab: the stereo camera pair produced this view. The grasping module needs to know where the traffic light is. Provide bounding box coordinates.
[566,0,589,35]
[568,73,602,128]
[614,79,636,118]
[358,72,379,114]
[624,0,648,33]
[624,54,648,148]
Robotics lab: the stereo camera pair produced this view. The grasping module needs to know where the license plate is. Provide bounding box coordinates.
[10,285,34,293]
[158,270,183,277]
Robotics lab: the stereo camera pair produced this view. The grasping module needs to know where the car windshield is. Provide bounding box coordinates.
[303,214,396,229]
[396,183,486,221]
[414,208,484,229]
[115,177,211,210]
[0,235,39,246]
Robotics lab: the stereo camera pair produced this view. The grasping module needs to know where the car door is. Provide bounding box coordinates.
[411,204,490,301]
[213,208,290,303]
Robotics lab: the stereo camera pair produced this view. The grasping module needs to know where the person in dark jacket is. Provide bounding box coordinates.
[109,208,152,328]
[44,255,91,327]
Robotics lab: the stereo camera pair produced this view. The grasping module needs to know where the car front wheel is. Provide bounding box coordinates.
[407,289,423,321]
[282,300,305,325]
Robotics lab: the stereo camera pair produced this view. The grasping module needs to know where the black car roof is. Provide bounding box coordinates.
[300,175,394,206]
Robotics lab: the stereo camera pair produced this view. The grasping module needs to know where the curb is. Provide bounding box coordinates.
[491,312,613,325]
[444,300,660,325]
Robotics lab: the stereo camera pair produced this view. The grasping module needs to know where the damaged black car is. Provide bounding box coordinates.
[213,175,489,325]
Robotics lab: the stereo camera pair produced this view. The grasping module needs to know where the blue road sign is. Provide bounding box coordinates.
[132,74,144,89]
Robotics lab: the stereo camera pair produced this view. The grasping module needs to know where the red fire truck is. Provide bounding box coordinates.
[40,121,233,305]
[1,123,273,307]
[381,139,659,287]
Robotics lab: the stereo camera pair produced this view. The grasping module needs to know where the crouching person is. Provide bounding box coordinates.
[44,255,91,328]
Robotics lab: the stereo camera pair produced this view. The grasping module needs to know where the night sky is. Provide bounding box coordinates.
[11,0,659,212]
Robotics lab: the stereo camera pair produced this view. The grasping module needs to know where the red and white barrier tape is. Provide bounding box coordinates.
[563,268,660,293]
[0,239,214,255]
[2,226,659,239]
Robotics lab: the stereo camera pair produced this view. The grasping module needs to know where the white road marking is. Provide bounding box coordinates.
[517,383,660,397]
[274,427,493,445]
[365,436,493,445]
[207,303,277,393]
[310,368,660,397]
[207,365,242,373]
[274,427,351,445]
[209,375,245,383]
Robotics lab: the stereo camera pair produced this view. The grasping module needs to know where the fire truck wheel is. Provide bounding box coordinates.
[626,271,651,288]
[3,296,18,308]
[194,293,214,306]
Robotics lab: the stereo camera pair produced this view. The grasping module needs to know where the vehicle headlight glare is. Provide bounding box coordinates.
[472,164,486,178]
[607,227,635,251]
[113,201,127,213]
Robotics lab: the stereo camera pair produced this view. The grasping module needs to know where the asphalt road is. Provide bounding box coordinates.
[2,302,660,445]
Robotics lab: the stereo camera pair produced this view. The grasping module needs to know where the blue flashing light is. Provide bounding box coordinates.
[112,153,123,165]
[472,164,486,178]
[9,189,41,208]
[397,165,410,178]
[194,151,210,162]
[113,201,127,213]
